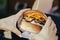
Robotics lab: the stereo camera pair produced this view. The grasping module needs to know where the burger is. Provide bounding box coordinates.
[17,10,47,39]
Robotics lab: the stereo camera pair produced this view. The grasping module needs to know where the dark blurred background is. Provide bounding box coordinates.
[0,0,35,18]
[0,0,60,40]
[0,0,60,18]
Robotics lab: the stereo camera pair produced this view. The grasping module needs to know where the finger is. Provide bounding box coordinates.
[43,16,52,28]
[39,16,52,34]
[17,8,31,24]
[51,20,56,30]
[56,36,58,40]
[53,25,57,35]
[52,21,57,32]
[54,36,58,40]
[11,27,22,37]
[50,21,57,34]
[50,21,55,30]
[15,8,31,18]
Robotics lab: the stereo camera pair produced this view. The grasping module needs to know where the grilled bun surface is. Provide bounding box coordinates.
[18,10,47,34]
[23,10,46,25]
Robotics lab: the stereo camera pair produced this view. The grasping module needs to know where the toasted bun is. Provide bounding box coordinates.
[18,10,47,34]
[19,20,42,34]
[23,10,47,25]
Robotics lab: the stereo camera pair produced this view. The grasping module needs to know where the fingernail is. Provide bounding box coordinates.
[48,16,51,19]
[19,34,22,37]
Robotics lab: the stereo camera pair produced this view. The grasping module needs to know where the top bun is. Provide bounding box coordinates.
[23,10,47,25]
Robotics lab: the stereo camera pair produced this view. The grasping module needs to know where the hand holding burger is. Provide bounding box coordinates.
[0,9,58,40]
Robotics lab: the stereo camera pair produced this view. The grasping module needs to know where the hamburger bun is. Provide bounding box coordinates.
[18,10,47,34]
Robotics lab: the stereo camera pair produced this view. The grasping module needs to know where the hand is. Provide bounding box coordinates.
[31,17,58,40]
[0,8,30,37]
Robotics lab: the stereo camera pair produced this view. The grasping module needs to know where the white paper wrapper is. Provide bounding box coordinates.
[22,31,36,39]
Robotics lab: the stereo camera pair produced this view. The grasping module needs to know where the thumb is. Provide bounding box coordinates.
[11,27,22,37]
[43,16,52,28]
[38,16,52,34]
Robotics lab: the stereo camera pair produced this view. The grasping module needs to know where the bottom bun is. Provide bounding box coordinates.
[19,20,42,34]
